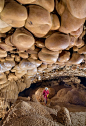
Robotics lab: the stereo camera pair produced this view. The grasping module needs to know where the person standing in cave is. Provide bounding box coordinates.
[42,87,49,105]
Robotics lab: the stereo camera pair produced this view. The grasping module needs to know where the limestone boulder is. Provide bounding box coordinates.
[45,32,70,51]
[0,0,27,27]
[25,5,52,37]
[12,28,35,51]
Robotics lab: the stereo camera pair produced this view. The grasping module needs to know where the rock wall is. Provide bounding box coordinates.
[0,0,86,125]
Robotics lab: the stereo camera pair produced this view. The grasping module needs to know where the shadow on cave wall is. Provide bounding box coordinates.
[78,76,86,86]
[18,76,86,98]
[18,77,65,97]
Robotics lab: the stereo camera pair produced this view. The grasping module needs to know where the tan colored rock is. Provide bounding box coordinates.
[16,0,36,4]
[38,65,47,73]
[5,56,14,61]
[19,52,28,59]
[0,0,27,27]
[50,13,60,30]
[11,54,15,58]
[27,67,37,77]
[19,59,36,70]
[11,65,22,73]
[16,79,26,92]
[55,61,65,65]
[38,51,58,64]
[0,81,9,90]
[35,40,45,48]
[12,28,35,51]
[30,53,38,60]
[67,0,86,19]
[38,63,47,72]
[42,47,59,56]
[38,48,59,64]
[75,39,85,48]
[15,55,21,62]
[48,88,55,98]
[30,0,54,12]
[30,44,35,50]
[15,70,27,78]
[59,8,85,33]
[68,53,84,64]
[0,60,15,73]
[69,35,76,47]
[0,0,4,12]
[28,58,42,67]
[47,64,52,68]
[27,49,37,55]
[0,26,11,33]
[0,42,14,51]
[43,30,56,38]
[0,49,7,58]
[79,30,86,39]
[0,19,11,33]
[27,48,40,56]
[70,25,83,38]
[8,73,18,81]
[73,46,78,52]
[27,48,39,54]
[0,58,5,62]
[0,33,6,38]
[58,51,70,63]
[25,5,52,37]
[35,60,42,67]
[56,0,65,16]
[0,80,18,104]
[78,45,86,54]
[57,107,71,126]
[45,32,70,51]
[4,60,15,68]
[23,75,31,88]
[0,73,7,84]
[5,36,14,46]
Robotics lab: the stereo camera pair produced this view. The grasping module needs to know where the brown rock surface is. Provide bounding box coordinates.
[12,28,35,51]
[30,0,54,12]
[45,33,70,51]
[50,13,60,30]
[67,0,86,19]
[0,0,27,27]
[59,8,85,33]
[57,107,71,126]
[16,0,36,4]
[25,5,52,37]
[58,51,70,63]
[0,1,86,125]
[0,0,4,12]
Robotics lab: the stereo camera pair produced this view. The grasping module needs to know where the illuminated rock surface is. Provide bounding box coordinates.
[0,0,86,125]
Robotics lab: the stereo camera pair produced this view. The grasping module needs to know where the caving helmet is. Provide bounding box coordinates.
[45,87,48,90]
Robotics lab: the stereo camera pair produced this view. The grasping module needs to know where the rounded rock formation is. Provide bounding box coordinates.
[11,28,35,51]
[67,0,86,19]
[58,51,70,63]
[45,32,70,51]
[0,0,27,27]
[59,8,85,33]
[25,5,52,37]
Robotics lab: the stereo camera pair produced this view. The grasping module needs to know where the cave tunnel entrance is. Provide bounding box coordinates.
[78,76,86,86]
[18,76,86,99]
[18,78,65,97]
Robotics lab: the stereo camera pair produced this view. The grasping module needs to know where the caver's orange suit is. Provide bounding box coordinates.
[43,89,49,104]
